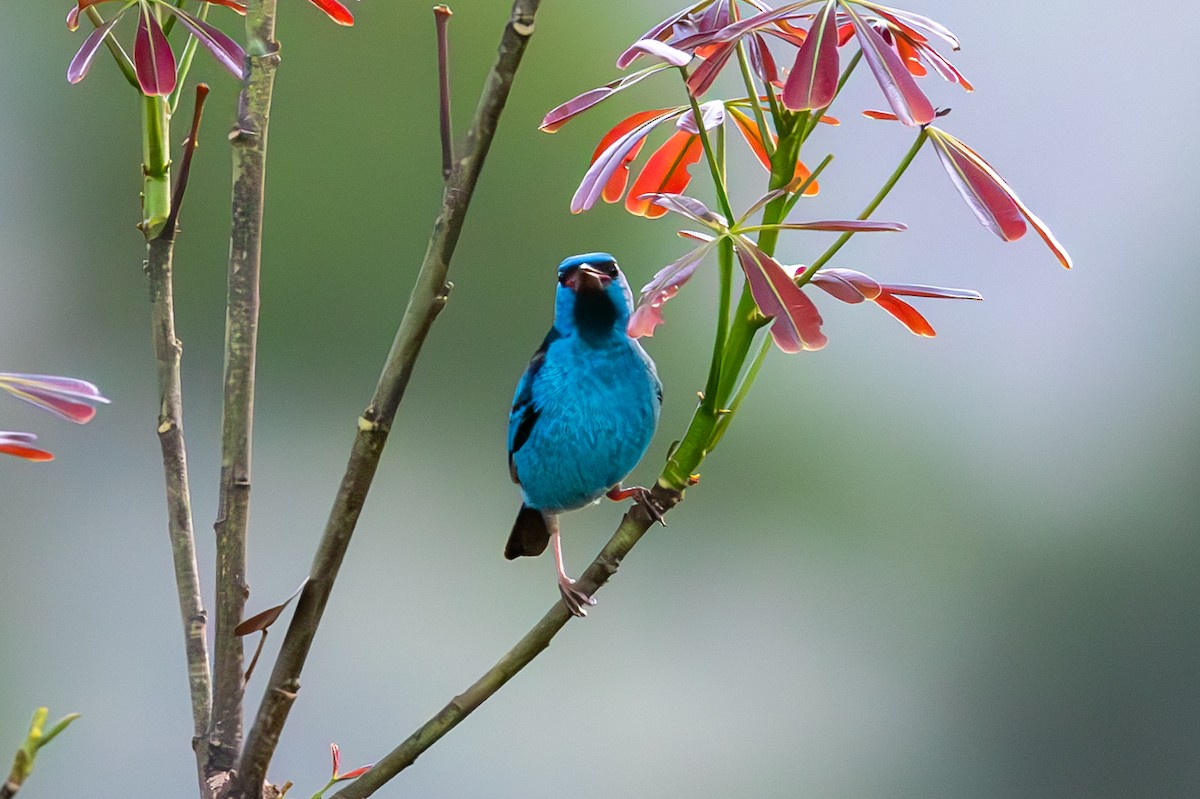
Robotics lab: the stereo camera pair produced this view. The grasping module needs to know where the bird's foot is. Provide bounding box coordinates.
[606,485,667,526]
[558,575,597,617]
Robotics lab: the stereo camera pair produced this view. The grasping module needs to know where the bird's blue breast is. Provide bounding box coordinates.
[509,333,660,513]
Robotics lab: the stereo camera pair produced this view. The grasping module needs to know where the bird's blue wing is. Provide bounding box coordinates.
[508,328,560,484]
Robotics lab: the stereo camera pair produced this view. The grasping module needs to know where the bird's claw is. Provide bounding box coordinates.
[558,577,596,618]
[607,485,667,527]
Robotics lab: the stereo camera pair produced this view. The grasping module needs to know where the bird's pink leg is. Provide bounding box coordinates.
[551,514,595,617]
[606,485,666,525]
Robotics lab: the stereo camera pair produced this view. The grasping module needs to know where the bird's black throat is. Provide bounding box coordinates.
[573,287,620,345]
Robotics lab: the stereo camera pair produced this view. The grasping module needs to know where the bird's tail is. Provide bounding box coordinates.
[505,504,551,559]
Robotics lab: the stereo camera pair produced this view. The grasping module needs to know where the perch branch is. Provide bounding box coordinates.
[228,2,542,796]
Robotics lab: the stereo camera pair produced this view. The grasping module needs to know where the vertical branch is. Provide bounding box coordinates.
[146,83,213,784]
[210,0,279,776]
[229,2,541,796]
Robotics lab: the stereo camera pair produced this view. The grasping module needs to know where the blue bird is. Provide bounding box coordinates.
[507,253,662,616]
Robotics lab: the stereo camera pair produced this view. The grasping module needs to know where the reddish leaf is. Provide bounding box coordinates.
[686,41,739,96]
[874,293,934,336]
[626,131,703,218]
[616,5,698,68]
[235,580,306,636]
[782,0,840,111]
[134,6,177,96]
[541,67,673,133]
[306,0,354,25]
[736,237,826,352]
[0,432,53,462]
[841,2,934,126]
[810,267,982,336]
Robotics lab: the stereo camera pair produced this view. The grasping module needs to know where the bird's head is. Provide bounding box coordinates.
[554,252,634,343]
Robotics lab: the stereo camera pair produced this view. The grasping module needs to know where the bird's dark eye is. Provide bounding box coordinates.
[600,261,619,278]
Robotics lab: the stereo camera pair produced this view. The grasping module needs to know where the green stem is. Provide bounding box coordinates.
[796,126,928,286]
[735,41,773,160]
[710,334,771,449]
[682,76,734,221]
[84,6,139,89]
[140,95,171,238]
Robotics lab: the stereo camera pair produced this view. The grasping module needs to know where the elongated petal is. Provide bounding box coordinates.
[874,292,934,336]
[68,0,122,31]
[810,268,880,302]
[842,3,933,126]
[627,38,693,67]
[541,66,674,133]
[158,5,246,80]
[584,109,673,203]
[926,126,1025,237]
[747,33,778,85]
[571,110,682,213]
[0,373,110,424]
[782,0,840,111]
[616,4,698,68]
[0,431,54,462]
[627,131,703,218]
[628,240,714,337]
[643,193,727,229]
[859,2,960,49]
[736,237,826,352]
[884,283,982,300]
[134,7,176,96]
[930,129,1073,268]
[766,219,907,232]
[307,0,354,25]
[915,40,973,91]
[685,41,738,96]
[67,13,123,84]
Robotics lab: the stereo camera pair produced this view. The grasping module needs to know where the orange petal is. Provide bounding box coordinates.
[626,131,703,218]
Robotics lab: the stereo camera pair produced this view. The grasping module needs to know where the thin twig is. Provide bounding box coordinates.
[228,2,542,797]
[145,86,213,784]
[329,490,679,799]
[434,5,454,181]
[210,0,280,777]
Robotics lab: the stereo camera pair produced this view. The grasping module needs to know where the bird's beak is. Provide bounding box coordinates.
[569,264,611,293]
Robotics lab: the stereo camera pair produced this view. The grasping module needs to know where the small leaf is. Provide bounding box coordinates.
[306,0,354,25]
[235,580,307,636]
[628,239,714,337]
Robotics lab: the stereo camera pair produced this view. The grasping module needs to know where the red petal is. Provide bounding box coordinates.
[571,110,681,213]
[875,292,935,337]
[0,444,54,461]
[626,131,703,218]
[338,766,373,781]
[729,108,819,195]
[781,0,840,111]
[306,0,354,25]
[584,109,671,204]
[134,7,176,96]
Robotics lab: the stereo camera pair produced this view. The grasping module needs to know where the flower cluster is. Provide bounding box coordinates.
[543,0,1070,352]
[67,0,356,96]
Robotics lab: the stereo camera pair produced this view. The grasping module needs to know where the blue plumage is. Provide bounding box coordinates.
[507,253,661,615]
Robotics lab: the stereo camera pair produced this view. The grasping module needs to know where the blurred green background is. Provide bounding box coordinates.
[2,2,1197,797]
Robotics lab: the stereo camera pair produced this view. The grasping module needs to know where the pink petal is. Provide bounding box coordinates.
[844,5,934,126]
[676,99,725,134]
[883,283,982,300]
[134,7,177,96]
[628,239,714,337]
[863,3,961,49]
[809,267,881,302]
[0,431,54,462]
[616,5,697,68]
[685,41,739,96]
[735,237,826,352]
[781,0,840,111]
[770,219,907,232]
[67,13,123,84]
[642,193,727,228]
[541,66,674,133]
[158,4,246,80]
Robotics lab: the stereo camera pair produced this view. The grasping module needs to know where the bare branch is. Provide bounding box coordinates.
[228,2,542,796]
